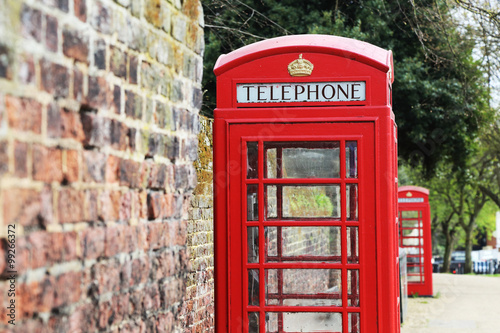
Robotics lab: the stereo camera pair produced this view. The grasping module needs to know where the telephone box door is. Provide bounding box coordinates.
[227,121,377,333]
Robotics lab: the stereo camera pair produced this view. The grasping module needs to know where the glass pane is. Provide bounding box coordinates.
[266,312,342,332]
[268,185,340,219]
[408,265,423,274]
[346,141,358,178]
[348,270,359,307]
[401,219,420,228]
[401,210,419,219]
[247,142,258,179]
[247,227,259,263]
[266,148,277,178]
[347,226,359,264]
[248,269,259,306]
[349,313,360,333]
[266,227,278,257]
[408,275,423,283]
[265,142,340,179]
[247,185,259,221]
[346,184,358,220]
[266,226,341,262]
[266,185,278,219]
[402,238,420,246]
[266,269,342,306]
[248,312,259,333]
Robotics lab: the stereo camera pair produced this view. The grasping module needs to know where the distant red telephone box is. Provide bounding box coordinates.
[213,35,400,333]
[398,186,433,297]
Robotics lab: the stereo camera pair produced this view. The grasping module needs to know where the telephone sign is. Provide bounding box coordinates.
[214,35,400,333]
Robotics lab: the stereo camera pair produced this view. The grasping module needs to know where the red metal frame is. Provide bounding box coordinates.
[398,186,433,297]
[214,35,399,333]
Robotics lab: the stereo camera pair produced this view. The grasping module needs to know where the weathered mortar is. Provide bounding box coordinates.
[0,0,206,331]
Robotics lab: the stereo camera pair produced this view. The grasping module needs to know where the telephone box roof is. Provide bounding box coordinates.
[214,34,394,82]
[398,186,430,196]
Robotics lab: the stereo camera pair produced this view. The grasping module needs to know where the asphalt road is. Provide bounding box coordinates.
[401,273,500,333]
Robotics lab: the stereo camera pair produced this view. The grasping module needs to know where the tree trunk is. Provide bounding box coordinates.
[442,233,455,273]
[464,226,474,274]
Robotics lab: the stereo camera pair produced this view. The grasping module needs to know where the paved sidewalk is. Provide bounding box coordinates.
[401,273,500,333]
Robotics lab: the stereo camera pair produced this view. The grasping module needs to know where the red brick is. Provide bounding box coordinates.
[112,294,129,324]
[99,190,121,221]
[47,102,62,138]
[106,155,120,183]
[49,231,78,262]
[110,119,128,150]
[27,231,49,268]
[120,191,132,221]
[93,260,120,294]
[64,149,79,183]
[21,4,42,42]
[40,59,69,98]
[143,284,160,311]
[81,226,105,259]
[147,222,167,250]
[32,145,63,182]
[18,276,55,316]
[84,189,99,222]
[53,271,81,307]
[58,188,84,223]
[5,95,42,134]
[74,0,87,22]
[81,112,111,147]
[83,150,106,183]
[63,26,88,63]
[104,224,125,257]
[2,188,52,227]
[61,109,85,141]
[86,75,109,109]
[98,299,113,329]
[110,45,127,78]
[45,14,58,52]
[74,67,84,102]
[14,141,28,178]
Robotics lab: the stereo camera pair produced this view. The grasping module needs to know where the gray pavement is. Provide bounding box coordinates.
[401,273,500,333]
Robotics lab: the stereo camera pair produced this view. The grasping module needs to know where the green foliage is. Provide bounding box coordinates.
[202,0,494,177]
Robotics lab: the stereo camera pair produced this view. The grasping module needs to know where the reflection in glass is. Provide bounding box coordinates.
[247,142,258,179]
[348,270,359,307]
[247,185,259,221]
[346,184,358,220]
[265,312,342,332]
[349,313,360,333]
[265,142,340,179]
[266,148,277,178]
[247,227,259,263]
[265,226,341,262]
[346,141,358,178]
[401,219,421,228]
[402,238,420,246]
[248,312,259,333]
[347,226,359,264]
[266,185,278,219]
[401,210,420,219]
[268,185,340,218]
[266,269,342,306]
[248,269,259,306]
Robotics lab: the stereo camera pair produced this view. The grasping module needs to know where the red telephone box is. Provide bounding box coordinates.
[398,186,433,297]
[213,35,400,333]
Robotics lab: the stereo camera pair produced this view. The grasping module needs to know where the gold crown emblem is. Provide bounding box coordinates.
[288,54,314,77]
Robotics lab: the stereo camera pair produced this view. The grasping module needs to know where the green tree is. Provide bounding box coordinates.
[202,0,492,177]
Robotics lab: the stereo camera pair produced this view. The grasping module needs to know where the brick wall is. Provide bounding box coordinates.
[181,115,214,332]
[0,0,204,331]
